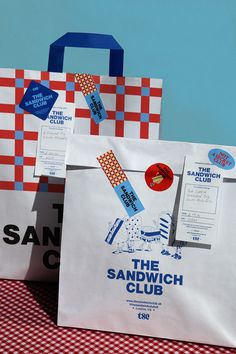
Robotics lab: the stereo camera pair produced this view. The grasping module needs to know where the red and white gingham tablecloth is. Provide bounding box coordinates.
[0,280,235,354]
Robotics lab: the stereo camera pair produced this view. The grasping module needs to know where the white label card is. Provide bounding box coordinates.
[34,102,75,178]
[175,156,222,245]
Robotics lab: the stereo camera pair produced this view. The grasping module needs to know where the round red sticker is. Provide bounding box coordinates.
[145,163,174,191]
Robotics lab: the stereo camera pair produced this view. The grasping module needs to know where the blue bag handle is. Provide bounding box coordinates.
[48,32,124,77]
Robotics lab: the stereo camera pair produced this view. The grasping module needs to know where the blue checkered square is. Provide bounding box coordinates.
[15,156,23,165]
[140,113,149,122]
[116,111,124,121]
[15,131,24,140]
[16,79,24,88]
[15,182,23,191]
[40,183,48,192]
[141,87,150,96]
[15,105,24,114]
[116,85,125,95]
[66,82,75,91]
[41,80,50,88]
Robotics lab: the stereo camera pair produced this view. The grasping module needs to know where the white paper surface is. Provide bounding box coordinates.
[58,165,236,347]
[0,189,63,281]
[175,157,222,245]
[35,102,75,178]
[65,134,236,179]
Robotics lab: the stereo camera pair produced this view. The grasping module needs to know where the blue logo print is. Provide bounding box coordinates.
[105,212,183,261]
[19,80,58,120]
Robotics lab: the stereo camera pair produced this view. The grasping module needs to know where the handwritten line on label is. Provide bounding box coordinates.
[75,73,107,124]
[97,150,144,217]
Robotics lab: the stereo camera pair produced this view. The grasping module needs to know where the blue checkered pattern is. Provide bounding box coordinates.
[15,157,24,165]
[116,85,125,95]
[140,113,149,122]
[116,111,124,120]
[15,79,24,88]
[15,131,24,140]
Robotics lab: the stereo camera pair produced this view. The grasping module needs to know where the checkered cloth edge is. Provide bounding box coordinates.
[0,280,234,354]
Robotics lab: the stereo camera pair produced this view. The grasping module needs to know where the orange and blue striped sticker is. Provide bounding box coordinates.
[97,150,144,217]
[75,73,107,124]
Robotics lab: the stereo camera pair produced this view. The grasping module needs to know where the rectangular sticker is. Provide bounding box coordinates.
[175,156,222,245]
[75,73,107,124]
[34,102,75,178]
[19,80,58,120]
[105,218,124,245]
[97,150,144,217]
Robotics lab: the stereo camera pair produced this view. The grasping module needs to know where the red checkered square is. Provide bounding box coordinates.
[74,74,162,139]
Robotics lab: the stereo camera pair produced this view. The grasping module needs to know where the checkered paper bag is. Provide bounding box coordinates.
[0,33,163,281]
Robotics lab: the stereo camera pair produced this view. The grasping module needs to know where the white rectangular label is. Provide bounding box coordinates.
[35,102,75,178]
[175,156,222,245]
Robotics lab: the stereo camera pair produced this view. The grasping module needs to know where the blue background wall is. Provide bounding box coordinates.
[1,0,236,145]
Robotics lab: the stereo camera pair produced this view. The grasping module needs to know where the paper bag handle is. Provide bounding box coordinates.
[48,32,124,77]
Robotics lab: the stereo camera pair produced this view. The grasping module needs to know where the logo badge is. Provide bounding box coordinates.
[19,80,58,120]
[208,149,235,170]
[145,163,174,191]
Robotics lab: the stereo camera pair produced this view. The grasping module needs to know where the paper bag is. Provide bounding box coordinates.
[58,135,236,347]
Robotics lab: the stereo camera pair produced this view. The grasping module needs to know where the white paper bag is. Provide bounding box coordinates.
[0,65,162,281]
[58,135,236,347]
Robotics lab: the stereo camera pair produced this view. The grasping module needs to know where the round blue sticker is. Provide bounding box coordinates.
[208,149,235,170]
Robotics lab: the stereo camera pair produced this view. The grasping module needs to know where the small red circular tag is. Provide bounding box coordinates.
[145,163,174,191]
